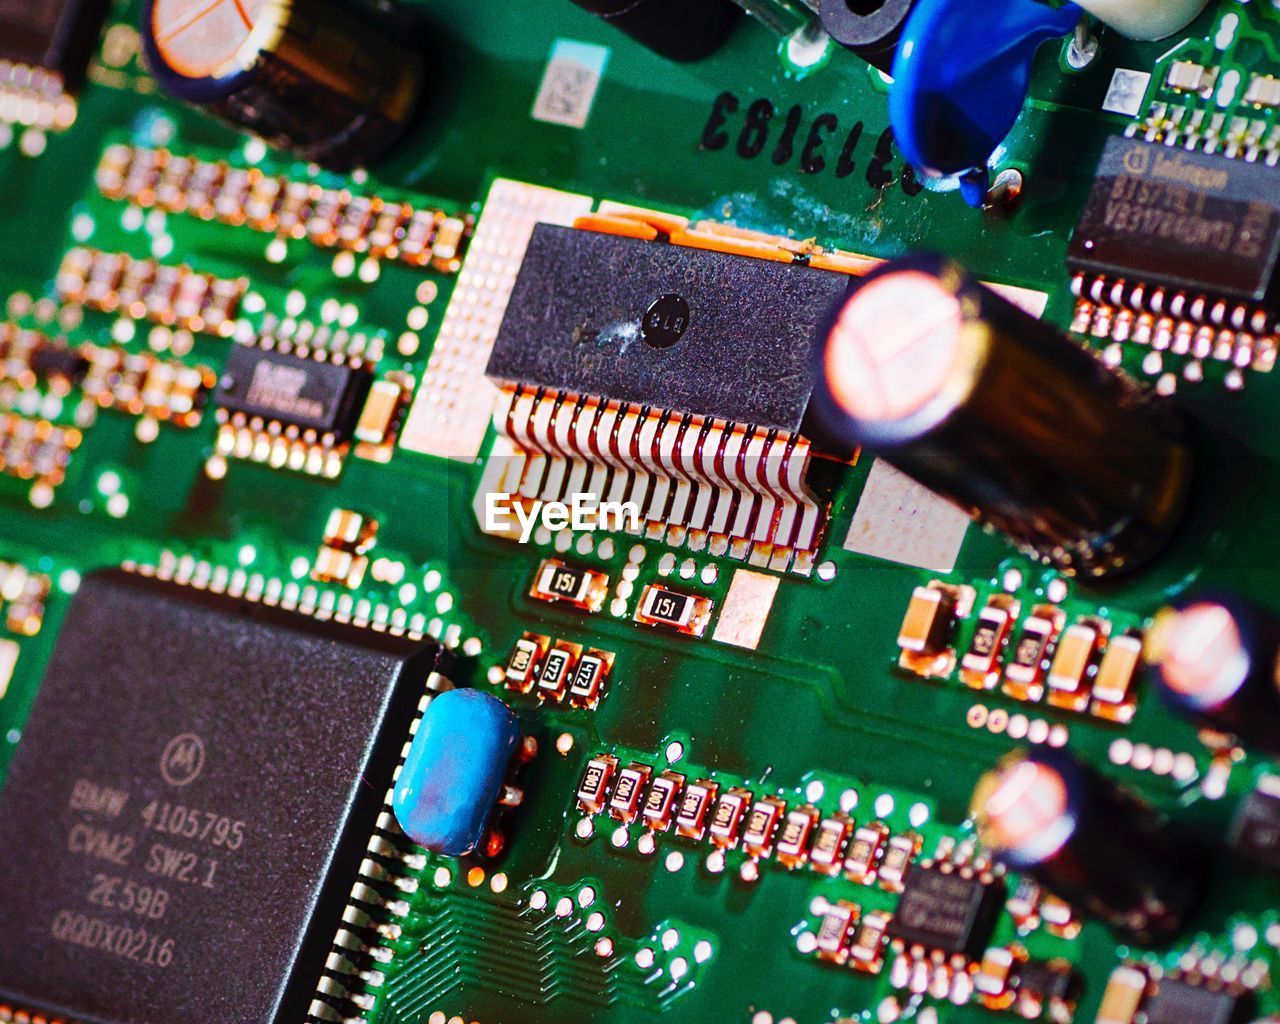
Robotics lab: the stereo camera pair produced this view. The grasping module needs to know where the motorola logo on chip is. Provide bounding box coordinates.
[160,732,207,787]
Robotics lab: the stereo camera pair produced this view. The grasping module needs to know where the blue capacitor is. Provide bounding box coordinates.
[889,0,1081,206]
[393,689,521,857]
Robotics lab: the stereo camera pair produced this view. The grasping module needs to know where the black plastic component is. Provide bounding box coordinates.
[1013,960,1078,1004]
[1230,779,1280,873]
[885,863,1004,958]
[1150,593,1280,756]
[1145,977,1253,1024]
[0,570,444,1023]
[818,0,916,72]
[569,0,741,62]
[0,0,112,85]
[30,342,89,384]
[976,749,1207,946]
[1070,137,1280,308]
[140,0,424,170]
[217,344,373,441]
[807,253,1195,579]
[487,223,849,431]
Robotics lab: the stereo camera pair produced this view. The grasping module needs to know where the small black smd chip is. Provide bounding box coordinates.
[1068,137,1280,306]
[0,0,113,87]
[1229,776,1280,873]
[0,569,444,1024]
[217,344,372,440]
[886,863,1004,959]
[1145,977,1253,1024]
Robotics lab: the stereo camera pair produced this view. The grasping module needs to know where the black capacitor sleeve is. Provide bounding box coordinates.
[806,253,1194,579]
[569,0,742,62]
[140,0,424,170]
[985,749,1207,946]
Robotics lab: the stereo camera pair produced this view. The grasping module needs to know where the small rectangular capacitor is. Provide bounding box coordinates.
[568,649,614,709]
[1246,74,1280,109]
[1165,60,1216,96]
[960,596,1019,690]
[675,780,718,841]
[1095,966,1148,1024]
[535,641,581,702]
[530,559,609,613]
[709,787,752,849]
[844,823,888,884]
[742,797,786,859]
[815,901,860,964]
[1047,620,1104,712]
[1092,632,1143,722]
[634,585,713,638]
[505,632,549,693]
[849,910,891,972]
[642,772,685,832]
[1004,607,1064,702]
[577,755,618,814]
[775,806,819,869]
[877,833,920,892]
[609,762,653,823]
[897,583,968,678]
[809,815,853,875]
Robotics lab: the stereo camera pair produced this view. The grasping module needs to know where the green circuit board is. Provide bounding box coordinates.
[3,1,1280,1023]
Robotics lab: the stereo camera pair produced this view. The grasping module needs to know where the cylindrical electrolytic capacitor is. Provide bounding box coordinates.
[1073,0,1210,41]
[972,748,1206,945]
[806,254,1194,579]
[141,0,424,170]
[569,0,741,63]
[1146,594,1280,756]
[818,0,915,72]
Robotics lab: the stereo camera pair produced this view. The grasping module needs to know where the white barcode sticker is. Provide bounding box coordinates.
[532,39,610,129]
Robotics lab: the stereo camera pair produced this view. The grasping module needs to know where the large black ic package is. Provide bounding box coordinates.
[485,223,851,432]
[886,863,1004,959]
[0,569,443,1024]
[1229,777,1280,873]
[1068,136,1280,307]
[0,0,113,86]
[1144,977,1252,1024]
[217,344,373,439]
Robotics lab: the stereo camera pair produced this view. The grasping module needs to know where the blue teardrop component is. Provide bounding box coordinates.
[889,0,1081,206]
[393,689,521,857]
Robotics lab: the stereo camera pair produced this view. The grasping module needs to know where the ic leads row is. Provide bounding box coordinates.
[504,632,613,709]
[897,582,1142,722]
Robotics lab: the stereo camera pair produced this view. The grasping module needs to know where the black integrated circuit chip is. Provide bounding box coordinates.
[1229,777,1280,872]
[886,863,1004,959]
[485,223,851,432]
[1068,137,1280,307]
[0,569,444,1023]
[0,0,113,86]
[1144,977,1252,1024]
[217,344,372,439]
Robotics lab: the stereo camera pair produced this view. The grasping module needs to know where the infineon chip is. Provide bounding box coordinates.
[886,863,1004,959]
[0,569,444,1024]
[1068,137,1280,306]
[216,344,372,439]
